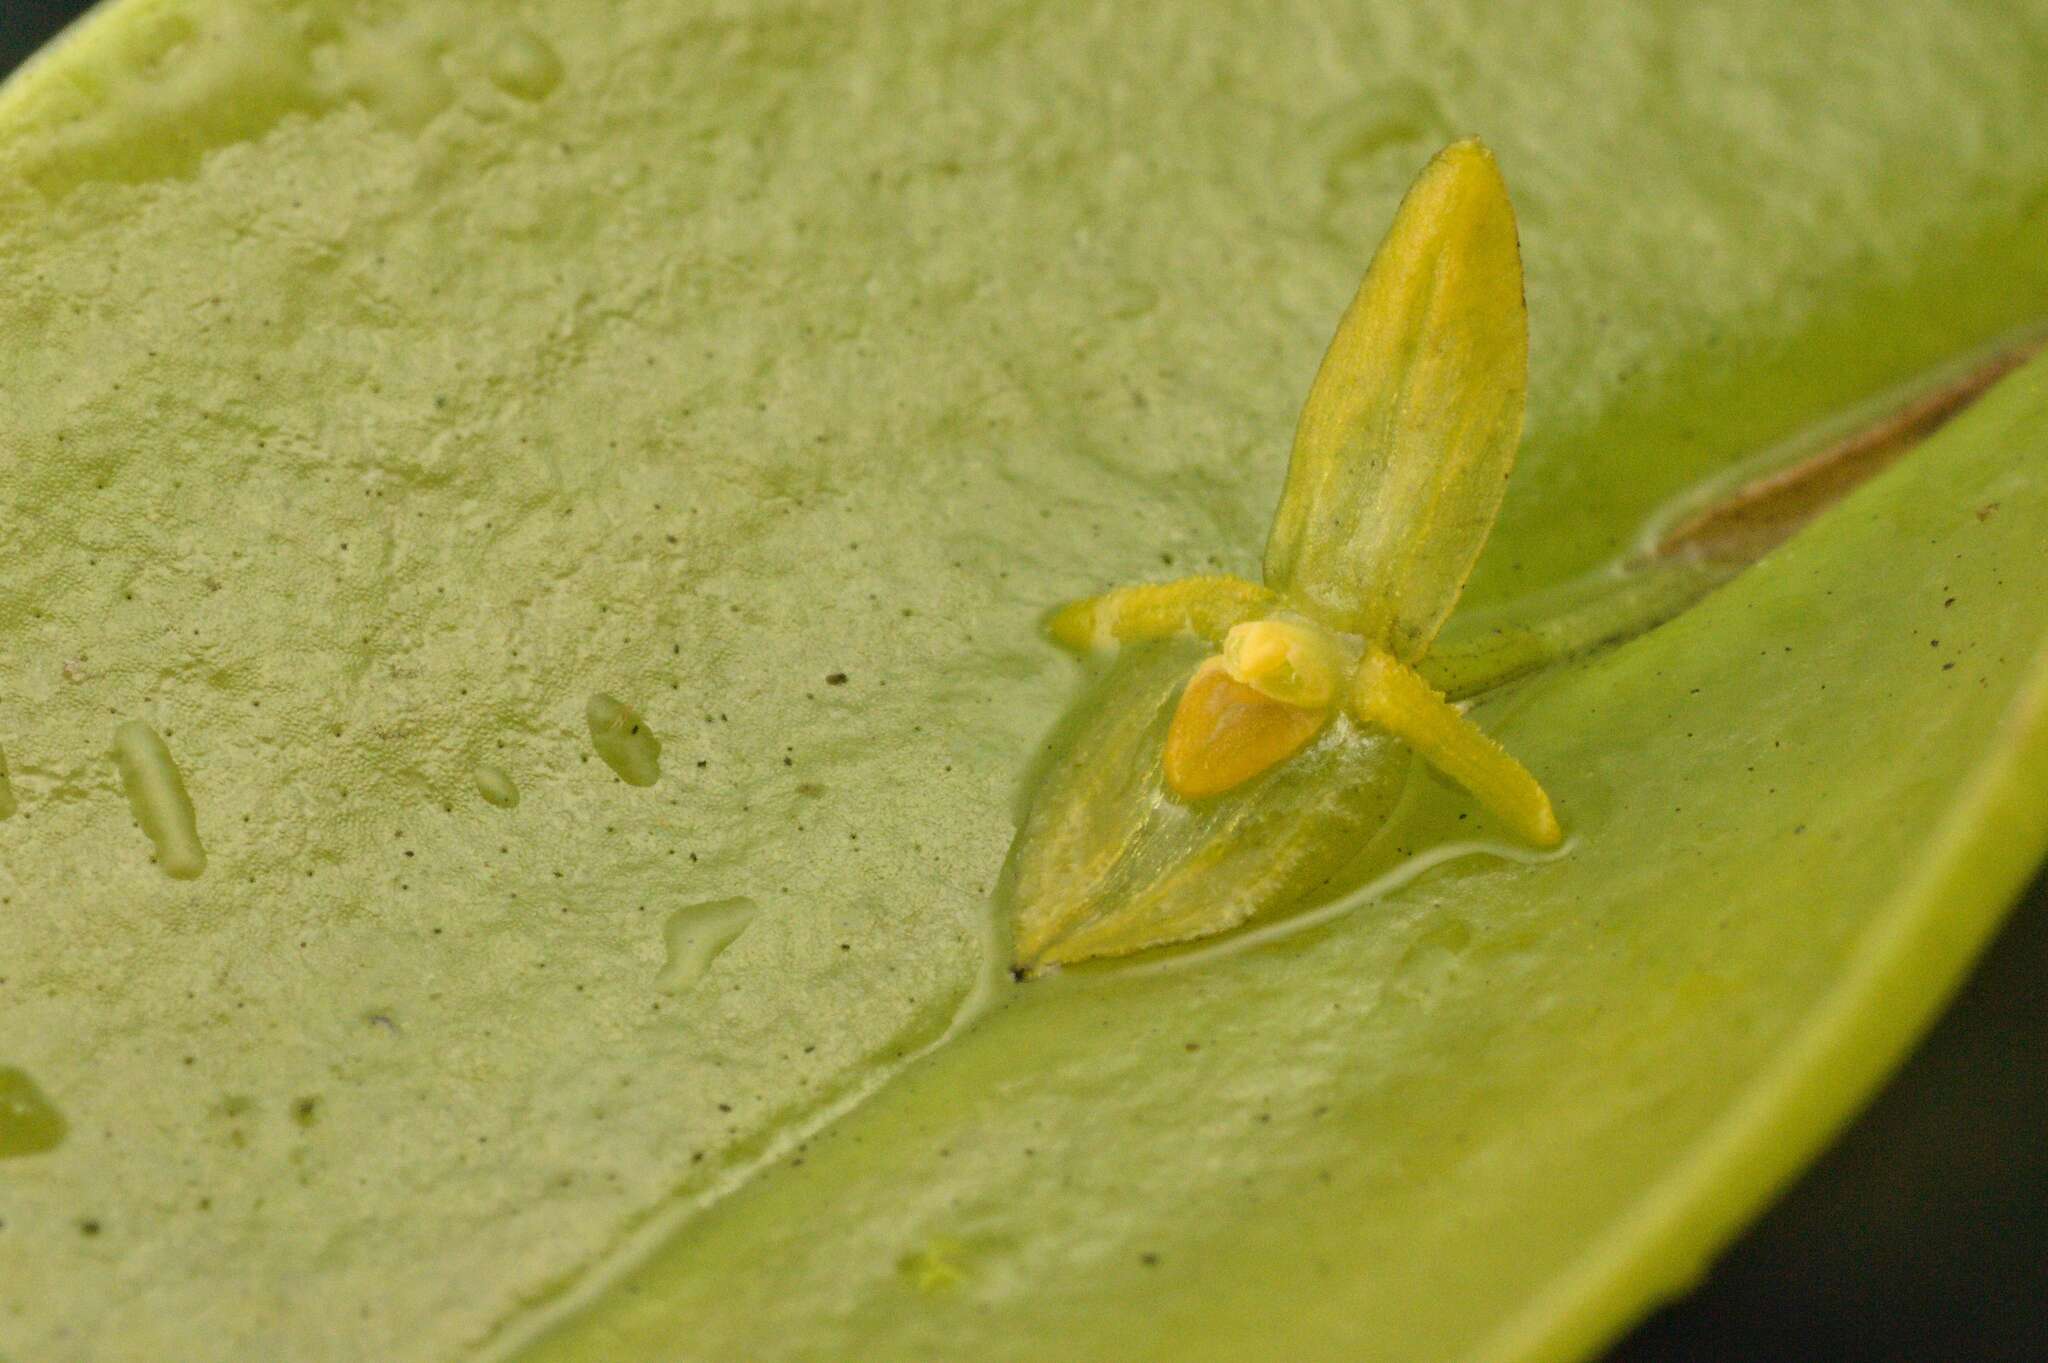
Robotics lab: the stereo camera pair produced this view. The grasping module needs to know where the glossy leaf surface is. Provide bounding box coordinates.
[2,3,2046,1362]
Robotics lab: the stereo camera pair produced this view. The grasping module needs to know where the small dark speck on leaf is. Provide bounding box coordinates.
[826,673,848,686]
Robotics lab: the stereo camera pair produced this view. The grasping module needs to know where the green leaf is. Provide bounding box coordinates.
[525,345,2048,1363]
[1263,137,1529,656]
[2,3,2046,1363]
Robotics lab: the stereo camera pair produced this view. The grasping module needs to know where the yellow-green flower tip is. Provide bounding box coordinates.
[1221,618,1350,709]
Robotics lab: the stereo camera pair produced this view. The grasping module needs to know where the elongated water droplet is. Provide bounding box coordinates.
[113,721,206,880]
[474,763,520,809]
[1390,916,1477,1008]
[587,694,662,786]
[657,897,758,992]
[0,1067,67,1159]
[897,1237,970,1294]
[339,24,456,134]
[487,27,564,102]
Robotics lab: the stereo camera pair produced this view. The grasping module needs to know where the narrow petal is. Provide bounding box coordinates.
[1046,575,1276,651]
[1349,648,1560,847]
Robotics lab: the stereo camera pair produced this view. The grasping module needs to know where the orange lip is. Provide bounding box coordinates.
[1162,657,1332,801]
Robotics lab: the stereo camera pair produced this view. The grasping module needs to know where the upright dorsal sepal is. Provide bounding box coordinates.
[1264,137,1528,658]
[1017,139,1553,973]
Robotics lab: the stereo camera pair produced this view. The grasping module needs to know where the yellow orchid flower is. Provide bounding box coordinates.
[1015,139,1560,974]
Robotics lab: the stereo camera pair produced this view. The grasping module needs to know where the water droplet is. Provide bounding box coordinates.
[658,897,758,992]
[336,25,456,134]
[0,1068,67,1159]
[587,693,662,787]
[113,721,206,879]
[1391,915,1474,1003]
[896,1237,969,1293]
[1400,915,1474,963]
[1103,280,1159,322]
[474,763,520,809]
[487,27,565,102]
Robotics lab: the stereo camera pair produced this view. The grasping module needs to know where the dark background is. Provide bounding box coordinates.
[4,3,2044,1359]
[1,2,85,77]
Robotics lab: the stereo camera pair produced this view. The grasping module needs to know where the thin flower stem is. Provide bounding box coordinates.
[1422,556,1736,701]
